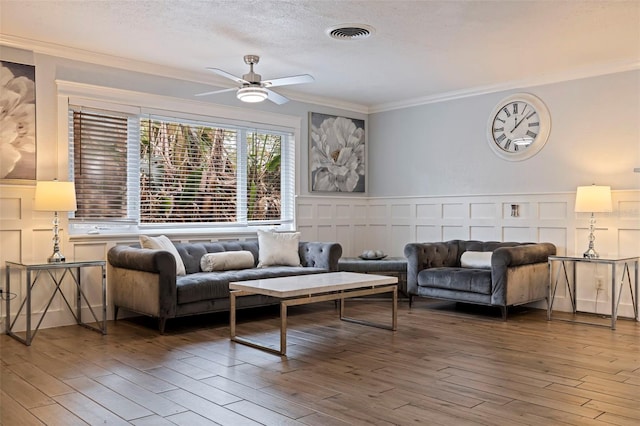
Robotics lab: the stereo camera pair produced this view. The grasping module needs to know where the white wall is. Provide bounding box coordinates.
[1,44,639,332]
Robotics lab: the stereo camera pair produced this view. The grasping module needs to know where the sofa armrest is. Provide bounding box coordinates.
[404,243,426,295]
[107,245,178,322]
[492,243,556,269]
[299,242,343,271]
[108,245,177,276]
[491,243,556,306]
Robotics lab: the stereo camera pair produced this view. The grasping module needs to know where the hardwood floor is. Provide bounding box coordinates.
[1,299,639,425]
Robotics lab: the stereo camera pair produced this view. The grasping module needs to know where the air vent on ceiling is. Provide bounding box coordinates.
[326,24,374,40]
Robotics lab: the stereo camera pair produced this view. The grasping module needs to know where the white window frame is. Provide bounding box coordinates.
[57,80,300,235]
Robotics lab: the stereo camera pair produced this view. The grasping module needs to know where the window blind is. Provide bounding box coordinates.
[69,108,138,221]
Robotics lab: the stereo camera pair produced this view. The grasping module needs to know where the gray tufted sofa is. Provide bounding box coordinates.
[404,240,556,319]
[108,240,342,332]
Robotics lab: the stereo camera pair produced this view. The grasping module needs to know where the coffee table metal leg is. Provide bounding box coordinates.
[340,285,397,330]
[230,289,286,356]
[229,289,239,342]
[280,301,287,355]
[392,286,398,330]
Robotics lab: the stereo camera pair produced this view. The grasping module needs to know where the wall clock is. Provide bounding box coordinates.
[486,93,551,161]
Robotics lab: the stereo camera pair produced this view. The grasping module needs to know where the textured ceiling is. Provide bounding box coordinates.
[1,0,639,111]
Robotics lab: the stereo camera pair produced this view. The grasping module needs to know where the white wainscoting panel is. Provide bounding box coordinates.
[443,225,467,241]
[416,203,440,219]
[471,203,496,219]
[502,226,532,242]
[470,226,498,242]
[443,203,465,219]
[2,190,639,331]
[416,225,438,242]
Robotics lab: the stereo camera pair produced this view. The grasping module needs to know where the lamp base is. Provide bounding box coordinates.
[48,251,66,263]
[583,248,599,259]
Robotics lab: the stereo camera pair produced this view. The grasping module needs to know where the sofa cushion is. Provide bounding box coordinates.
[139,235,186,276]
[417,267,492,295]
[460,251,492,269]
[200,251,255,272]
[176,266,327,304]
[174,242,260,274]
[257,229,301,267]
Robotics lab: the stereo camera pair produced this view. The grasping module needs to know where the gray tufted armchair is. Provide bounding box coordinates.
[404,240,556,319]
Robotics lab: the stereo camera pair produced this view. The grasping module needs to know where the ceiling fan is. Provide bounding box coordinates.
[195,55,314,105]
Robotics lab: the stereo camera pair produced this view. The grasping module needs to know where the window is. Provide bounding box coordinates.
[68,101,295,233]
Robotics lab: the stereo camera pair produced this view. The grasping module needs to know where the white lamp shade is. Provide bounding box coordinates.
[34,181,77,212]
[575,185,612,213]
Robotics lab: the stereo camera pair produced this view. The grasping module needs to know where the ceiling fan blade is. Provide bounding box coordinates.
[206,67,249,85]
[194,87,236,97]
[263,74,314,88]
[265,88,289,105]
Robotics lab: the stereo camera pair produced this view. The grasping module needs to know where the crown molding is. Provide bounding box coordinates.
[370,59,640,114]
[0,34,216,85]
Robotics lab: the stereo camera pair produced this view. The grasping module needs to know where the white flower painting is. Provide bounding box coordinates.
[309,112,365,193]
[1,61,36,181]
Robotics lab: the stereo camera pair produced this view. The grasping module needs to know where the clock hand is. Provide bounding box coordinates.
[512,116,526,131]
[512,104,530,131]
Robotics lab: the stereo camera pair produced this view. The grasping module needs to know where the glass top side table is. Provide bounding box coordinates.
[547,254,639,330]
[5,259,107,345]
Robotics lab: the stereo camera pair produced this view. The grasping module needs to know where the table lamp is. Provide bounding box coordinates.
[574,184,612,259]
[34,180,77,262]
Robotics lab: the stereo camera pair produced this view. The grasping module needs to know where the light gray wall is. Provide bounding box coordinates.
[368,70,640,197]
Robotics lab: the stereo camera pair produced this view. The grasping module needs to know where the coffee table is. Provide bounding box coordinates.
[229,272,398,355]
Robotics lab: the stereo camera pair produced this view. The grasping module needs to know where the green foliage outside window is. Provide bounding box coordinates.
[140,118,281,224]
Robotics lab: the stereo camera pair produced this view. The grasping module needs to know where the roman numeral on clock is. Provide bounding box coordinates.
[504,139,512,150]
[502,107,511,117]
[496,134,506,144]
[512,103,518,114]
[494,127,504,132]
[526,130,537,138]
[528,122,539,127]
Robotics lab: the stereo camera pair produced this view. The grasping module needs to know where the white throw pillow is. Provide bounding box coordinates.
[139,235,187,276]
[200,251,255,272]
[460,251,493,269]
[257,229,301,268]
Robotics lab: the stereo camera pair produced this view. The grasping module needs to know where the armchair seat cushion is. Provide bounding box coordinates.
[418,267,492,295]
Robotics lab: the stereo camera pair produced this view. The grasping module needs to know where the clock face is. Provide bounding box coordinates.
[486,93,551,161]
[491,101,539,153]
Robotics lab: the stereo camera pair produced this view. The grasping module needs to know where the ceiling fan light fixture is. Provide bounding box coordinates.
[237,86,268,103]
